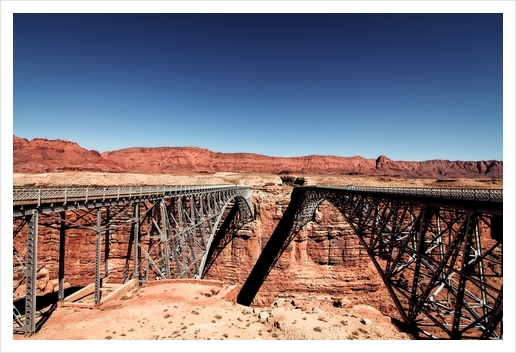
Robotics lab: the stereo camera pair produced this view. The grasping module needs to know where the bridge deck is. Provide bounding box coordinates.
[13,185,251,212]
[298,185,503,215]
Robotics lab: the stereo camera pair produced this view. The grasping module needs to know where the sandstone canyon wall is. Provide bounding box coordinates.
[13,136,503,178]
[13,136,125,173]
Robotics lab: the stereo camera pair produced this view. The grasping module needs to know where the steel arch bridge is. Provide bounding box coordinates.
[237,185,503,340]
[13,185,254,335]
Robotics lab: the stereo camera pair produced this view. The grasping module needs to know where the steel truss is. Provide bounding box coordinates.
[13,185,253,335]
[295,187,503,339]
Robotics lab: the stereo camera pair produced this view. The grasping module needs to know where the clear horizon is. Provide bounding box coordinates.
[12,133,504,163]
[11,11,505,162]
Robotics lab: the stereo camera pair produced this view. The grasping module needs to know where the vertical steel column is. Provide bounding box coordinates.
[23,210,38,335]
[133,202,140,283]
[160,199,171,279]
[104,208,110,277]
[451,211,474,339]
[94,207,102,305]
[58,211,66,304]
[174,197,184,276]
[199,195,207,249]
[189,195,199,274]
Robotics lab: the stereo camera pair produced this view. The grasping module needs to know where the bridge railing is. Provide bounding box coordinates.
[314,186,503,202]
[13,185,248,205]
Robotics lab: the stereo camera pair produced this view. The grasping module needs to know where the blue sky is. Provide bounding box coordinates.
[11,12,504,161]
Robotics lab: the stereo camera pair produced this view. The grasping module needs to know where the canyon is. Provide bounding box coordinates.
[11,136,503,342]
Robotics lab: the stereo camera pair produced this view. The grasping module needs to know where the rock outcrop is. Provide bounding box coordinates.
[13,136,125,173]
[13,135,503,178]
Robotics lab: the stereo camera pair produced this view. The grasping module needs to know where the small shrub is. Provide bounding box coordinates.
[313,326,322,332]
[164,314,171,319]
[222,333,228,338]
[215,314,222,320]
[105,336,113,340]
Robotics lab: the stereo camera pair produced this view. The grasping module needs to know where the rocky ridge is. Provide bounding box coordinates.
[13,136,502,178]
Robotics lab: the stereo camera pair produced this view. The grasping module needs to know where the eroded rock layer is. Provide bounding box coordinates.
[13,136,502,178]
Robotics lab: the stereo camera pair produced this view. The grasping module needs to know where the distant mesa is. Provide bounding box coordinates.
[13,135,503,179]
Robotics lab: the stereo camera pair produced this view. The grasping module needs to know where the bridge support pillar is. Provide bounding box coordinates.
[160,199,171,279]
[23,210,38,336]
[104,208,110,278]
[58,211,66,305]
[94,207,102,305]
[133,202,140,284]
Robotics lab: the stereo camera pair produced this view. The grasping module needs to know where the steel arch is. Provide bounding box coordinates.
[295,186,503,340]
[13,185,253,336]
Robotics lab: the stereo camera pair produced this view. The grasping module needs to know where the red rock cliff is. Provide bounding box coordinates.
[13,136,125,173]
[13,135,502,178]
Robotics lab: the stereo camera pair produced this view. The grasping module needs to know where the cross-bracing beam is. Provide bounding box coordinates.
[12,185,253,335]
[295,187,503,339]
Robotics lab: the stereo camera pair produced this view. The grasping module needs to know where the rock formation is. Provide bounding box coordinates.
[13,135,503,178]
[13,136,125,173]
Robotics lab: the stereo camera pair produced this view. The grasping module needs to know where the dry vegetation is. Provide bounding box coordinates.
[13,280,409,343]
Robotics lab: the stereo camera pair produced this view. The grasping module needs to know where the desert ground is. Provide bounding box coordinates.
[11,172,503,348]
[12,171,503,189]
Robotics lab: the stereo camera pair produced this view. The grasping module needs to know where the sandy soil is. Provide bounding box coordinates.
[12,171,503,189]
[13,280,409,341]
